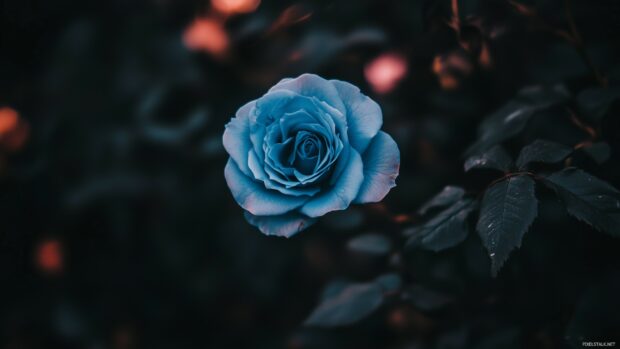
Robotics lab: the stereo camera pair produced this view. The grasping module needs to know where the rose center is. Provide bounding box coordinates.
[288,131,325,175]
[299,137,319,158]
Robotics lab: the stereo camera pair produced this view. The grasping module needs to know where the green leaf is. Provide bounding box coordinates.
[464,145,513,172]
[581,142,611,164]
[543,168,620,237]
[515,139,572,169]
[466,85,569,156]
[417,185,465,215]
[304,282,384,327]
[477,176,538,275]
[347,233,392,256]
[577,86,620,121]
[406,199,477,252]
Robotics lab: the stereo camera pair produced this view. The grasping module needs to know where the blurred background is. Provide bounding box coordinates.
[1,0,620,348]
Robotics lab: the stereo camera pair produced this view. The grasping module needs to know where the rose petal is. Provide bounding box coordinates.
[280,109,334,141]
[222,101,255,175]
[331,80,382,153]
[269,74,347,115]
[250,90,298,161]
[354,131,400,203]
[300,147,364,217]
[248,150,320,197]
[282,95,346,141]
[244,211,316,238]
[225,159,309,215]
[251,89,297,126]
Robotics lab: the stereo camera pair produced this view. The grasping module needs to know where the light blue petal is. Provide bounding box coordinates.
[292,136,341,185]
[249,123,266,162]
[314,98,348,144]
[222,101,255,176]
[225,159,309,215]
[354,131,400,203]
[283,97,340,138]
[292,133,319,174]
[266,136,293,168]
[250,90,297,162]
[326,138,346,185]
[252,89,297,126]
[300,148,364,218]
[331,80,382,153]
[269,74,347,115]
[248,150,320,197]
[244,211,316,238]
[264,164,298,187]
[265,136,296,181]
[248,148,268,181]
[289,122,331,140]
[279,110,316,139]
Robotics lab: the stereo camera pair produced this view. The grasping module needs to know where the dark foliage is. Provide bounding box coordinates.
[2,0,620,348]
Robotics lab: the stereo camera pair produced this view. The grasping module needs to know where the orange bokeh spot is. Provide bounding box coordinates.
[183,18,229,56]
[387,307,414,331]
[212,0,260,15]
[432,51,473,90]
[36,239,63,275]
[479,42,493,68]
[0,107,19,135]
[364,53,408,94]
[439,74,459,90]
[432,56,443,75]
[0,107,29,152]
[392,214,412,224]
[289,50,303,62]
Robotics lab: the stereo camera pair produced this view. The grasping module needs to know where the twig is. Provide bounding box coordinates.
[508,0,575,43]
[447,0,461,31]
[487,171,538,188]
[562,0,607,87]
[509,0,607,87]
[565,107,598,140]
[451,0,460,27]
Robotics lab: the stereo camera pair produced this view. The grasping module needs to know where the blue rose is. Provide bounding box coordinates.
[223,74,400,237]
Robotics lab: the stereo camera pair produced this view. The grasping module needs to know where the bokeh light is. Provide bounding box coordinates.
[0,107,19,135]
[0,107,29,152]
[479,42,493,68]
[432,51,473,90]
[36,239,63,275]
[183,17,229,56]
[364,53,408,94]
[212,0,260,15]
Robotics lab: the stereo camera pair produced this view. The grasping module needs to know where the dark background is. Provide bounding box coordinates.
[1,0,620,348]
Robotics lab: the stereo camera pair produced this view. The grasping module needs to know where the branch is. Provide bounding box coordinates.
[562,0,607,87]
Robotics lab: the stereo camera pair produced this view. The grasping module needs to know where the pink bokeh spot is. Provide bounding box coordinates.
[364,53,408,94]
[211,0,260,15]
[183,18,229,56]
